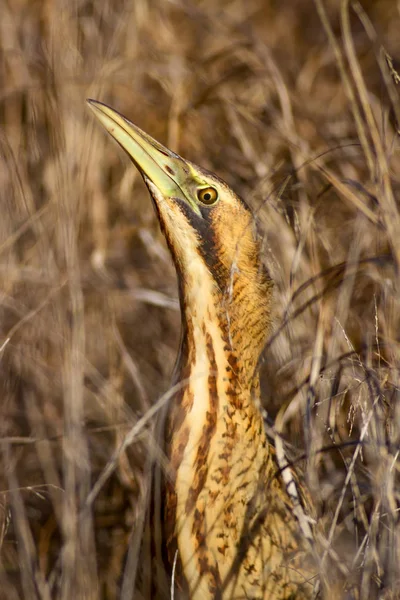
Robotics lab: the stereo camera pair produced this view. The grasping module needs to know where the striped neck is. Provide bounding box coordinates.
[165,245,273,597]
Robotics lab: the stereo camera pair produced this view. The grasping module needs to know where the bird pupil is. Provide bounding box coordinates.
[204,193,211,201]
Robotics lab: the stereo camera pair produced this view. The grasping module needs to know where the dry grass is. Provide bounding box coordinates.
[0,0,399,598]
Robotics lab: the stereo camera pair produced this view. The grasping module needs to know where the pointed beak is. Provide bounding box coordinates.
[87,99,193,207]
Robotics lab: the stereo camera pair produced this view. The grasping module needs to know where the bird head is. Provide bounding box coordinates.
[87,100,273,364]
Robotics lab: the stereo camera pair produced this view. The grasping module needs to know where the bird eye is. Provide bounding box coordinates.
[197,186,218,205]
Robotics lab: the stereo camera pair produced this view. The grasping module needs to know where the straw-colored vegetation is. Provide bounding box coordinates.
[0,0,399,598]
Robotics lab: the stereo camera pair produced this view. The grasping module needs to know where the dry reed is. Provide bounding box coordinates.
[0,0,399,598]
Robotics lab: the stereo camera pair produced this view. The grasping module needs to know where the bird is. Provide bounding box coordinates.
[87,99,317,599]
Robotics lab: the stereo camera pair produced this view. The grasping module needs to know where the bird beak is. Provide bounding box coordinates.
[87,99,199,213]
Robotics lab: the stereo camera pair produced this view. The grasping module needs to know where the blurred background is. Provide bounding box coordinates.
[0,0,399,598]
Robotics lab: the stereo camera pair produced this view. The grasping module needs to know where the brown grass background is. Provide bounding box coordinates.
[0,0,399,598]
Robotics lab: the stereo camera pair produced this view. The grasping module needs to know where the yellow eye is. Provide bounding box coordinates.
[197,186,218,205]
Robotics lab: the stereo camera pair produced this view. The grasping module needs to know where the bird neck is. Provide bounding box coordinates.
[165,248,274,591]
[177,239,274,391]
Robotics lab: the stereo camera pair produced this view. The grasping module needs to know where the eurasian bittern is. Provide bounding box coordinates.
[88,99,316,599]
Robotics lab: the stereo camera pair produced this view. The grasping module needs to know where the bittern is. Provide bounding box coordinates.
[88,99,316,599]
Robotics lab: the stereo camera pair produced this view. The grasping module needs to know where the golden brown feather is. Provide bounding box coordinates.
[87,99,316,599]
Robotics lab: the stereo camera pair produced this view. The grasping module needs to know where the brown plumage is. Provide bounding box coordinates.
[88,99,316,599]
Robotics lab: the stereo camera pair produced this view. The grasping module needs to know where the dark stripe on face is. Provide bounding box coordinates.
[174,198,229,291]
